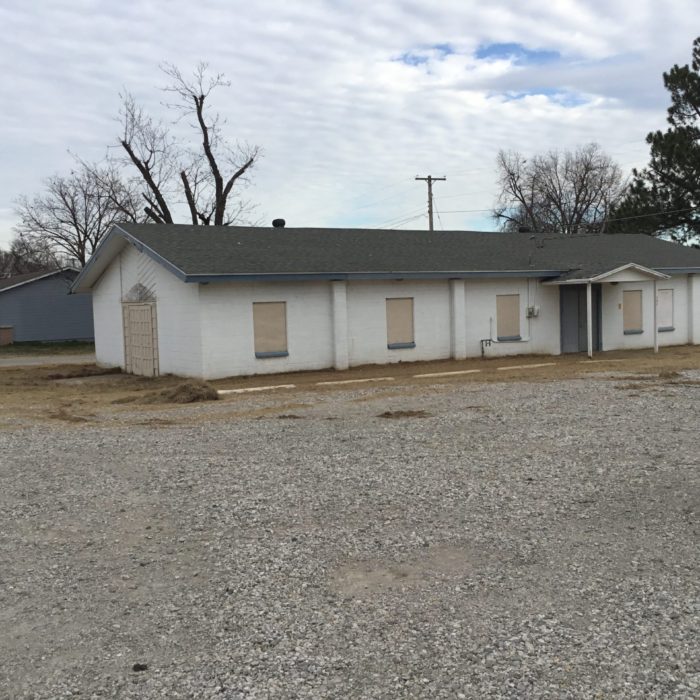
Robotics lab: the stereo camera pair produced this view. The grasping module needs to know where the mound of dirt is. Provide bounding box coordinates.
[150,382,220,404]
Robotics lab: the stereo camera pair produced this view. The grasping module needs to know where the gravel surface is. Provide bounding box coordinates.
[1,372,699,698]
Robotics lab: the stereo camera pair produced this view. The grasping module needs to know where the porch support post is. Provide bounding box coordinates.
[331,280,349,370]
[586,281,593,358]
[449,279,467,360]
[653,279,659,353]
[689,274,699,345]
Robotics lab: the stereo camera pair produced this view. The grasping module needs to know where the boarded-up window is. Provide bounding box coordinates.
[386,298,415,349]
[253,302,288,357]
[623,290,643,334]
[496,294,521,341]
[657,289,674,331]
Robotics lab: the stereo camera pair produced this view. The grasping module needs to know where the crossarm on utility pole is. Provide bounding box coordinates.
[415,175,446,231]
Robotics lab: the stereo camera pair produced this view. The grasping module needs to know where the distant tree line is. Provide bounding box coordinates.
[1,63,261,274]
[493,35,700,245]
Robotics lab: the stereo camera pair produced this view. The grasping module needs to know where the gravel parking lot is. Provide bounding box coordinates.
[1,366,699,698]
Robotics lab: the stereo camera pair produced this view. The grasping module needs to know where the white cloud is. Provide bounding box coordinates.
[1,0,699,246]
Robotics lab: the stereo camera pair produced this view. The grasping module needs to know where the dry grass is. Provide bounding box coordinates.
[0,341,94,356]
[141,382,220,404]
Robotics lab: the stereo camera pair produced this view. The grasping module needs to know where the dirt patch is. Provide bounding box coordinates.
[46,366,121,380]
[332,545,485,597]
[46,407,94,423]
[377,410,432,419]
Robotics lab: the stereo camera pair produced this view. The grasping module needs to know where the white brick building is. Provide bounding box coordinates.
[71,223,700,379]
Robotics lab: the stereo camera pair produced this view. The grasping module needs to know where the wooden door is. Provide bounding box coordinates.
[123,303,159,376]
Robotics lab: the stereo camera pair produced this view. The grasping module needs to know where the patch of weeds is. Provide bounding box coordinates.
[658,370,681,379]
[377,410,432,419]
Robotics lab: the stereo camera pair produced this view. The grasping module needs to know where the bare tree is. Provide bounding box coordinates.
[493,143,625,235]
[0,236,61,277]
[118,63,260,226]
[14,163,140,267]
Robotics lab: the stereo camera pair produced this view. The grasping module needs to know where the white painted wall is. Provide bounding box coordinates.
[199,281,334,379]
[688,274,700,345]
[601,275,690,351]
[91,253,124,368]
[464,278,561,358]
[92,253,700,380]
[346,280,452,366]
[91,242,203,376]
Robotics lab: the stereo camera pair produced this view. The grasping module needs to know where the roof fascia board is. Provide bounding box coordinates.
[71,224,188,293]
[655,267,700,274]
[589,262,670,282]
[544,262,674,286]
[70,225,123,293]
[0,267,77,295]
[116,227,188,281]
[185,270,564,283]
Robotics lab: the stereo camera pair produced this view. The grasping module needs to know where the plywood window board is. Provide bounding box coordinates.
[386,297,415,349]
[497,294,521,341]
[657,289,674,332]
[253,302,288,357]
[623,290,643,334]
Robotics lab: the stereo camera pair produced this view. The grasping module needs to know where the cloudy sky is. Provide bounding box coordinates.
[1,1,699,247]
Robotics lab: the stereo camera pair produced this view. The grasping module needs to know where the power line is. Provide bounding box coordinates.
[372,206,426,228]
[433,198,445,231]
[437,208,494,214]
[386,213,427,230]
[604,206,697,224]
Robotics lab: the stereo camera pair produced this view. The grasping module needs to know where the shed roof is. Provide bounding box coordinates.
[0,268,78,294]
[72,223,700,291]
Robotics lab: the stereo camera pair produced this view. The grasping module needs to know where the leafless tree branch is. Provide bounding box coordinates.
[493,143,625,235]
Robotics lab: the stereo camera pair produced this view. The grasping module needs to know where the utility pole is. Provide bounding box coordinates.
[415,175,446,231]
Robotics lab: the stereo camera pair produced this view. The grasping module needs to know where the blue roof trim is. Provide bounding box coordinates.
[186,270,564,283]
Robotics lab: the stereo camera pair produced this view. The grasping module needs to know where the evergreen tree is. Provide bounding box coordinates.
[611,37,700,243]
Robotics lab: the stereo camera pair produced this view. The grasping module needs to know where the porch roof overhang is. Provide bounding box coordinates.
[543,262,671,286]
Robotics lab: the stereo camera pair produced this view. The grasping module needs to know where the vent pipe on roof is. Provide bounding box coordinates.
[272,218,286,228]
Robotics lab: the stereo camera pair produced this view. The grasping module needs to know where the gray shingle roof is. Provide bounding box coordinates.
[112,223,700,278]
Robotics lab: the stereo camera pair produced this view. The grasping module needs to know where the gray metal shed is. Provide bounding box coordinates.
[0,268,94,342]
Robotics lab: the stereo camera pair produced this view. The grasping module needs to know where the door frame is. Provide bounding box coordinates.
[559,284,603,353]
[122,302,159,376]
